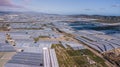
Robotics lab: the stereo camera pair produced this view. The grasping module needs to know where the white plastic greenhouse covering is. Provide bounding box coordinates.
[61,41,85,50]
[0,43,15,52]
[75,35,120,52]
[43,48,59,67]
[5,52,43,67]
[14,40,59,53]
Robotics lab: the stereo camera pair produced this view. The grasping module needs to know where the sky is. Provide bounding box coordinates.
[0,0,120,16]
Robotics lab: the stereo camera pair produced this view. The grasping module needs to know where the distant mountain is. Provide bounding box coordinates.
[0,11,12,15]
[0,11,32,14]
[0,11,61,16]
[69,14,120,23]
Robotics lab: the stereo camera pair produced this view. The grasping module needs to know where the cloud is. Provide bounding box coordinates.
[22,0,32,5]
[0,0,23,8]
[84,9,92,11]
[23,0,30,2]
[99,8,106,10]
[112,4,120,8]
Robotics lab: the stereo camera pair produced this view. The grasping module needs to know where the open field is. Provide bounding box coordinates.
[51,44,108,67]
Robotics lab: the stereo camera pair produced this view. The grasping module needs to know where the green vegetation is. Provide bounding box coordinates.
[51,44,108,67]
[34,37,39,43]
[81,49,106,65]
[39,36,50,38]
[34,36,50,42]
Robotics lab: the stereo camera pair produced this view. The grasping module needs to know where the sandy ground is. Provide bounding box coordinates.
[0,52,16,67]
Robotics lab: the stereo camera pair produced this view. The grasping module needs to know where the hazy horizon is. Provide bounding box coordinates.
[0,0,120,16]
